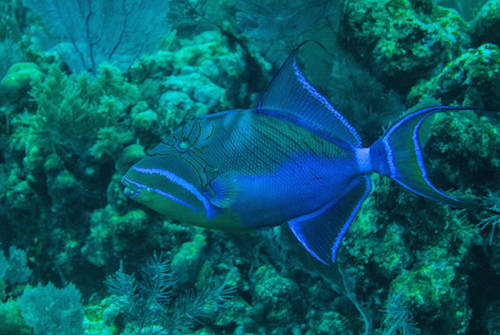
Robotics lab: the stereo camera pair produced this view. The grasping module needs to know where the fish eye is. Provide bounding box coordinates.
[176,138,191,152]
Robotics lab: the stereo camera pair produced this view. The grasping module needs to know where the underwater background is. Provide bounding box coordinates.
[0,0,499,334]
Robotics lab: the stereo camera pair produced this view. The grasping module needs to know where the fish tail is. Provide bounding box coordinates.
[368,106,480,209]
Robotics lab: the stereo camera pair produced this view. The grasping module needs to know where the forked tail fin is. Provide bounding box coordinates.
[369,106,480,209]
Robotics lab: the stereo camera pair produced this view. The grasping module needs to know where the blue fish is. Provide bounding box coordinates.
[122,45,485,265]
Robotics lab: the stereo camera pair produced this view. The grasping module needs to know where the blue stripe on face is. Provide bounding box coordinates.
[122,176,198,213]
[131,166,217,219]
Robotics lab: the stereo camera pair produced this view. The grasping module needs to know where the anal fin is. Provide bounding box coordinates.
[288,176,371,264]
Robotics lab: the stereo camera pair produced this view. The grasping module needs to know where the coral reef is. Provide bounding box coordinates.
[0,62,41,95]
[340,0,470,90]
[472,0,500,47]
[17,282,84,335]
[0,0,499,334]
[408,43,500,108]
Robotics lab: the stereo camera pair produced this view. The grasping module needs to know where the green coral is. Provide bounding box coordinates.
[0,62,41,94]
[83,205,148,267]
[2,167,39,214]
[0,300,31,335]
[408,44,500,108]
[10,63,139,175]
[472,0,500,46]
[252,264,299,325]
[340,0,470,89]
[171,232,207,285]
[424,111,500,189]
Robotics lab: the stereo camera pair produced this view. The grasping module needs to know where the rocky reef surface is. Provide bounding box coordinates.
[0,0,499,334]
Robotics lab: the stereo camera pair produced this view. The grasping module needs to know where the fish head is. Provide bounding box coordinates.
[121,113,250,230]
[121,121,221,225]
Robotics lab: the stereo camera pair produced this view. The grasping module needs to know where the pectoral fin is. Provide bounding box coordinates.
[206,172,240,208]
[288,176,371,264]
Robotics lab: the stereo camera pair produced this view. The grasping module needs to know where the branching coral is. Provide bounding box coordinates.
[383,294,421,335]
[105,252,235,334]
[478,190,500,245]
[10,64,138,171]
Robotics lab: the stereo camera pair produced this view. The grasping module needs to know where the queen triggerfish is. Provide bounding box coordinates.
[122,44,495,265]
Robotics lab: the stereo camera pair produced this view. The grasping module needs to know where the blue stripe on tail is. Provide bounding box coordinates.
[370,106,479,209]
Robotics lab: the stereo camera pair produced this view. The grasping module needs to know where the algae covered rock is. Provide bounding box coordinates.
[158,90,207,129]
[171,232,207,285]
[472,0,500,46]
[340,0,470,90]
[389,245,472,334]
[0,300,31,335]
[115,144,145,174]
[408,44,500,108]
[252,264,299,324]
[83,205,149,267]
[131,109,159,140]
[424,111,500,189]
[0,62,42,95]
[130,30,269,111]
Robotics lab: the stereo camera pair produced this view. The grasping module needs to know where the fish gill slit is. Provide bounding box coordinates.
[179,154,207,187]
[191,121,202,144]
[205,123,215,140]
[189,149,216,175]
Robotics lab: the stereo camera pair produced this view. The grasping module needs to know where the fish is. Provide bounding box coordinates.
[122,44,488,265]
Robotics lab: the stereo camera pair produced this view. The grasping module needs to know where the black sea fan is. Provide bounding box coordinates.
[22,0,170,74]
[383,294,421,335]
[105,252,235,334]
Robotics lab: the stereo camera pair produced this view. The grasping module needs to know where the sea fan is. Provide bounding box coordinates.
[383,294,421,335]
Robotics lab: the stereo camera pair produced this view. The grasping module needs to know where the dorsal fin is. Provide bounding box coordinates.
[257,42,362,146]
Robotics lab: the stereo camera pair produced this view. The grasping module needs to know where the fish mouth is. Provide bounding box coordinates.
[122,176,142,198]
[121,173,199,213]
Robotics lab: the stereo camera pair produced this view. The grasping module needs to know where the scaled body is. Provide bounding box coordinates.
[123,45,478,264]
